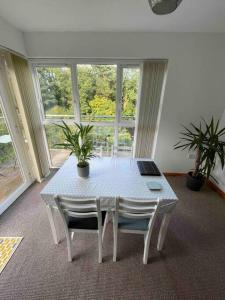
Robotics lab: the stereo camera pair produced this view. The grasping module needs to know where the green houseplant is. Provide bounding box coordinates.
[174,117,225,191]
[55,121,95,177]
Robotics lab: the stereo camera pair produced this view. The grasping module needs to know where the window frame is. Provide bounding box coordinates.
[33,64,77,122]
[31,59,141,168]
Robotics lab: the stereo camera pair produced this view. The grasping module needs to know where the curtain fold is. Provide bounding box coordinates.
[134,61,167,158]
[6,53,50,179]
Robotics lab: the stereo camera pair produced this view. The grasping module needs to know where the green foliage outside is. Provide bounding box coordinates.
[37,67,73,117]
[37,65,139,151]
[37,65,139,121]
[77,65,117,121]
[89,96,115,122]
[90,127,115,150]
[0,109,15,165]
[119,128,134,147]
[122,68,139,120]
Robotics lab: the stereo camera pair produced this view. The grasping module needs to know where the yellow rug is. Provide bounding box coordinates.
[0,237,23,274]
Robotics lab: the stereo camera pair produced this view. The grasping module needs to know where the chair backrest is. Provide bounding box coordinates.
[115,197,160,220]
[55,195,101,228]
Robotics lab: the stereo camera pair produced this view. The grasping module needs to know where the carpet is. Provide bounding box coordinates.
[1,175,225,299]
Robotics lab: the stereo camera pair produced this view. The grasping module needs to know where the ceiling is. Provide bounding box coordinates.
[0,0,225,33]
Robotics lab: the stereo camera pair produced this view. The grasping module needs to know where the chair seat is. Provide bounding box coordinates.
[118,216,149,231]
[68,211,106,230]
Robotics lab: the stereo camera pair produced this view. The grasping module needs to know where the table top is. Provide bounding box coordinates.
[41,156,178,205]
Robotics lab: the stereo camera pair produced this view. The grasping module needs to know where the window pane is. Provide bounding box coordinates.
[118,127,134,156]
[121,68,140,121]
[90,126,114,156]
[45,124,71,167]
[77,65,116,122]
[37,67,74,119]
[0,106,23,202]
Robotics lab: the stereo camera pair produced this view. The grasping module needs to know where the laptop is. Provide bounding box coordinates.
[137,161,161,176]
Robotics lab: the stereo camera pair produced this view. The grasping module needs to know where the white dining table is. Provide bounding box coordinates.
[40,156,178,251]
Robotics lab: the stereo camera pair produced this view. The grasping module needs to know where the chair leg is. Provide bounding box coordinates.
[71,232,75,240]
[98,229,103,263]
[113,218,118,262]
[143,233,151,265]
[102,212,109,242]
[65,231,72,262]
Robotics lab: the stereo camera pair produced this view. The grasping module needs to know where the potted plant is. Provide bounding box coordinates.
[55,121,95,177]
[174,117,225,191]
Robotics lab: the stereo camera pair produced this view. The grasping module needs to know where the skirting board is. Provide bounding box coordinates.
[163,172,185,177]
[207,180,225,201]
[164,172,225,201]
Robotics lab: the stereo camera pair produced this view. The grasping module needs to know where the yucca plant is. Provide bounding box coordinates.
[54,121,95,168]
[174,117,225,190]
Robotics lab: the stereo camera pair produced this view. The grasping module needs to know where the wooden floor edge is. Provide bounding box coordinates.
[164,172,225,201]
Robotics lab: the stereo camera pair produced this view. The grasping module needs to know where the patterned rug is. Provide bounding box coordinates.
[0,237,23,274]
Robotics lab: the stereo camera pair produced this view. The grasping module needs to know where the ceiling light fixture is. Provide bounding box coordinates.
[148,0,183,15]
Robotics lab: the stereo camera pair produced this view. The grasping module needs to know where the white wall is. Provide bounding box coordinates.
[0,16,26,56]
[24,32,225,172]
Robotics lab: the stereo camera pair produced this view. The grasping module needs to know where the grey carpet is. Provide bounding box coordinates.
[0,174,225,300]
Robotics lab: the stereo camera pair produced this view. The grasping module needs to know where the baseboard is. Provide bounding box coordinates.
[207,180,225,200]
[164,171,225,201]
[163,172,185,176]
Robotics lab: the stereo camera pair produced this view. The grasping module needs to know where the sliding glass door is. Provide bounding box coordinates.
[0,56,33,214]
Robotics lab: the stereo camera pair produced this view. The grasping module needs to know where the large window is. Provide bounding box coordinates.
[34,63,140,167]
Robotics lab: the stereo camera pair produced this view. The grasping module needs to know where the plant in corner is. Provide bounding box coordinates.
[174,117,225,191]
[54,121,95,177]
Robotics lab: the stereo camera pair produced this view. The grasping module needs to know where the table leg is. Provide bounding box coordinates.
[46,205,59,244]
[157,211,172,251]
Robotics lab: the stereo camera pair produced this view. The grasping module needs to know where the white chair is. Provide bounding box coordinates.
[55,195,109,263]
[113,197,160,264]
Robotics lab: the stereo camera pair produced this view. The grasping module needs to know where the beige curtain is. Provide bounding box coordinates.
[4,53,50,180]
[134,61,167,158]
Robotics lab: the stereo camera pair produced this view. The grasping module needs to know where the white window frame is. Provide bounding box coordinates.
[31,59,141,167]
